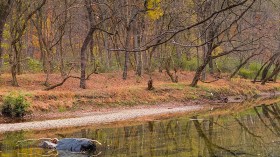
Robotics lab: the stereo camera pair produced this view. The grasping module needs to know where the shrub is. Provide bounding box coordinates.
[248,62,261,72]
[237,62,268,79]
[216,57,239,73]
[1,93,31,118]
[27,58,43,73]
[238,68,254,79]
[181,57,198,71]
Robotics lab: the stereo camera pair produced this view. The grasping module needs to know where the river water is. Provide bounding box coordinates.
[1,101,280,157]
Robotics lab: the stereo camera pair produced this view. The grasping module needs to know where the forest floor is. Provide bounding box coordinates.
[0,71,280,124]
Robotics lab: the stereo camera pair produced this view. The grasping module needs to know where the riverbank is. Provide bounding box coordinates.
[1,96,280,133]
[0,71,280,124]
[0,104,204,132]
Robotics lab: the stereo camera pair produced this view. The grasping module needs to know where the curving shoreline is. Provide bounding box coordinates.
[0,105,202,133]
[1,92,279,133]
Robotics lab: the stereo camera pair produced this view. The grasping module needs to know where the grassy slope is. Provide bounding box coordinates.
[0,71,279,114]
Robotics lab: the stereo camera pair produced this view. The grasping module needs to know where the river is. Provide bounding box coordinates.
[1,100,280,156]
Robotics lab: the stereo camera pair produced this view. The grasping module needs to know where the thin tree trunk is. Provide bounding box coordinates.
[0,0,14,69]
[261,53,280,80]
[59,39,66,77]
[103,32,110,69]
[0,23,5,69]
[80,0,96,89]
[11,44,19,86]
[262,61,274,81]
[230,53,259,78]
[201,45,207,81]
[16,43,22,75]
[11,64,18,86]
[80,29,94,89]
[123,53,129,79]
[123,26,131,80]
[89,36,97,72]
[136,51,142,76]
[112,36,121,68]
[209,57,214,74]
[261,65,280,85]
[134,25,142,76]
[191,54,211,87]
[253,60,269,83]
[44,51,51,86]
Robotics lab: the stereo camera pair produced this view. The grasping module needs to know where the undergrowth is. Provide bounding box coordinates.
[1,92,31,118]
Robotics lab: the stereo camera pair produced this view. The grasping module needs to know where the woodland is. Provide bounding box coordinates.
[0,0,279,90]
[2,1,280,155]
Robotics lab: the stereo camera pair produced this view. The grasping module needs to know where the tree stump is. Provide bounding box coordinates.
[147,78,154,90]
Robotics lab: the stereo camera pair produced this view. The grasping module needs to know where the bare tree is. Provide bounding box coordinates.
[8,0,46,86]
[0,0,14,69]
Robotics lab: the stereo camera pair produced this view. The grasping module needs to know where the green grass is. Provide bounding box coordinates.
[163,83,186,90]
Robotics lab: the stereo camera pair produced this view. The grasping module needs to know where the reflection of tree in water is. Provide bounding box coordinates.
[4,103,280,156]
[191,106,280,157]
[191,116,255,157]
[190,102,280,157]
[255,104,280,136]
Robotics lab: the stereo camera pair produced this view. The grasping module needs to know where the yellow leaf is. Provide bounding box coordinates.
[212,46,223,56]
[146,0,163,20]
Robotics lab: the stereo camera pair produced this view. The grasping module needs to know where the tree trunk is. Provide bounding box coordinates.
[209,57,214,75]
[59,40,66,77]
[89,36,97,72]
[261,61,274,81]
[0,23,4,69]
[11,45,19,86]
[80,0,96,89]
[261,53,280,80]
[134,26,142,76]
[43,50,51,86]
[80,29,94,89]
[136,51,142,76]
[253,60,269,83]
[11,64,18,86]
[261,65,280,85]
[0,0,14,69]
[201,45,207,81]
[190,54,211,87]
[123,51,129,80]
[230,53,258,78]
[123,26,131,80]
[103,32,110,69]
[16,42,22,75]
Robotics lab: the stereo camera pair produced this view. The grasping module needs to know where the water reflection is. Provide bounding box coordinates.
[2,102,280,156]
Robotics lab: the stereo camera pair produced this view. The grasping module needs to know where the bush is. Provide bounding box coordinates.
[27,58,43,73]
[1,93,31,118]
[248,62,261,72]
[216,58,239,73]
[238,68,254,79]
[181,57,198,71]
[238,62,268,79]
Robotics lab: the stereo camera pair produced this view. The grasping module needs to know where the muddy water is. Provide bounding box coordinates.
[1,102,280,156]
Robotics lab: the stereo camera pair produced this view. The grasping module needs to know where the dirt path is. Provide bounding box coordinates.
[0,105,202,133]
